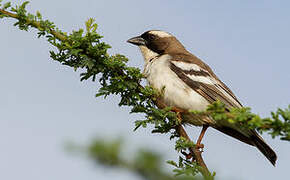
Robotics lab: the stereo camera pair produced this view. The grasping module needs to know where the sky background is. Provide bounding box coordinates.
[0,0,289,180]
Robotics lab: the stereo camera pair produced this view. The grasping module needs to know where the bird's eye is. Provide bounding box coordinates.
[147,34,155,41]
[141,32,157,43]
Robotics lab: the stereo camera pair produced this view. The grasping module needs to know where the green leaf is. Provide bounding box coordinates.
[3,2,11,9]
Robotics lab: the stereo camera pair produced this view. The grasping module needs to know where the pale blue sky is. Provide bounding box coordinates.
[0,0,289,180]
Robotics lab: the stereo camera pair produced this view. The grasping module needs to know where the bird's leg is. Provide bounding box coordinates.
[196,125,209,150]
[171,107,185,122]
[171,107,197,160]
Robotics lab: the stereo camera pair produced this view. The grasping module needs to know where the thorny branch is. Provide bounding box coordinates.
[155,99,211,178]
[0,5,213,178]
[1,2,289,179]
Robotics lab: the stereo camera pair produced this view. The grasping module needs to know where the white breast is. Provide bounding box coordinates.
[144,54,210,112]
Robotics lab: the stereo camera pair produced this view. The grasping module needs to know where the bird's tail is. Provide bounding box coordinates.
[250,131,277,166]
[214,126,277,166]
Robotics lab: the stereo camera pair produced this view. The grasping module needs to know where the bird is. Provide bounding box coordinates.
[127,30,277,166]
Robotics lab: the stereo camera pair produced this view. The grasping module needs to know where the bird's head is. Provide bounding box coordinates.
[127,30,186,62]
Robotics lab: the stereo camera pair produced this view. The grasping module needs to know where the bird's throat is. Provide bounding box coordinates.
[138,46,159,63]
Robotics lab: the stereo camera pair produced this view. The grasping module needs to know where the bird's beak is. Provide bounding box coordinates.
[127,36,146,46]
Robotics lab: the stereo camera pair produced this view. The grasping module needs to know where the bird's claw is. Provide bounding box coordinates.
[196,143,204,150]
[171,107,185,122]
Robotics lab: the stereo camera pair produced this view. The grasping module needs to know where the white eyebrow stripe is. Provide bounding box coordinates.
[149,31,172,38]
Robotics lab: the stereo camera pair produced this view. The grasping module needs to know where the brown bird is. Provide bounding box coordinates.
[127,30,277,165]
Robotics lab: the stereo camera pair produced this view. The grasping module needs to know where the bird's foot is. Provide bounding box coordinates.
[171,107,185,113]
[171,107,185,122]
[195,143,205,151]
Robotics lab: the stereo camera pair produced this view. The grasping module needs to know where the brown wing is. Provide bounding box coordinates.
[171,53,243,108]
[169,55,277,165]
[170,61,242,109]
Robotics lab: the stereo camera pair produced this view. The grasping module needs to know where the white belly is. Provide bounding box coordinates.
[144,55,210,111]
